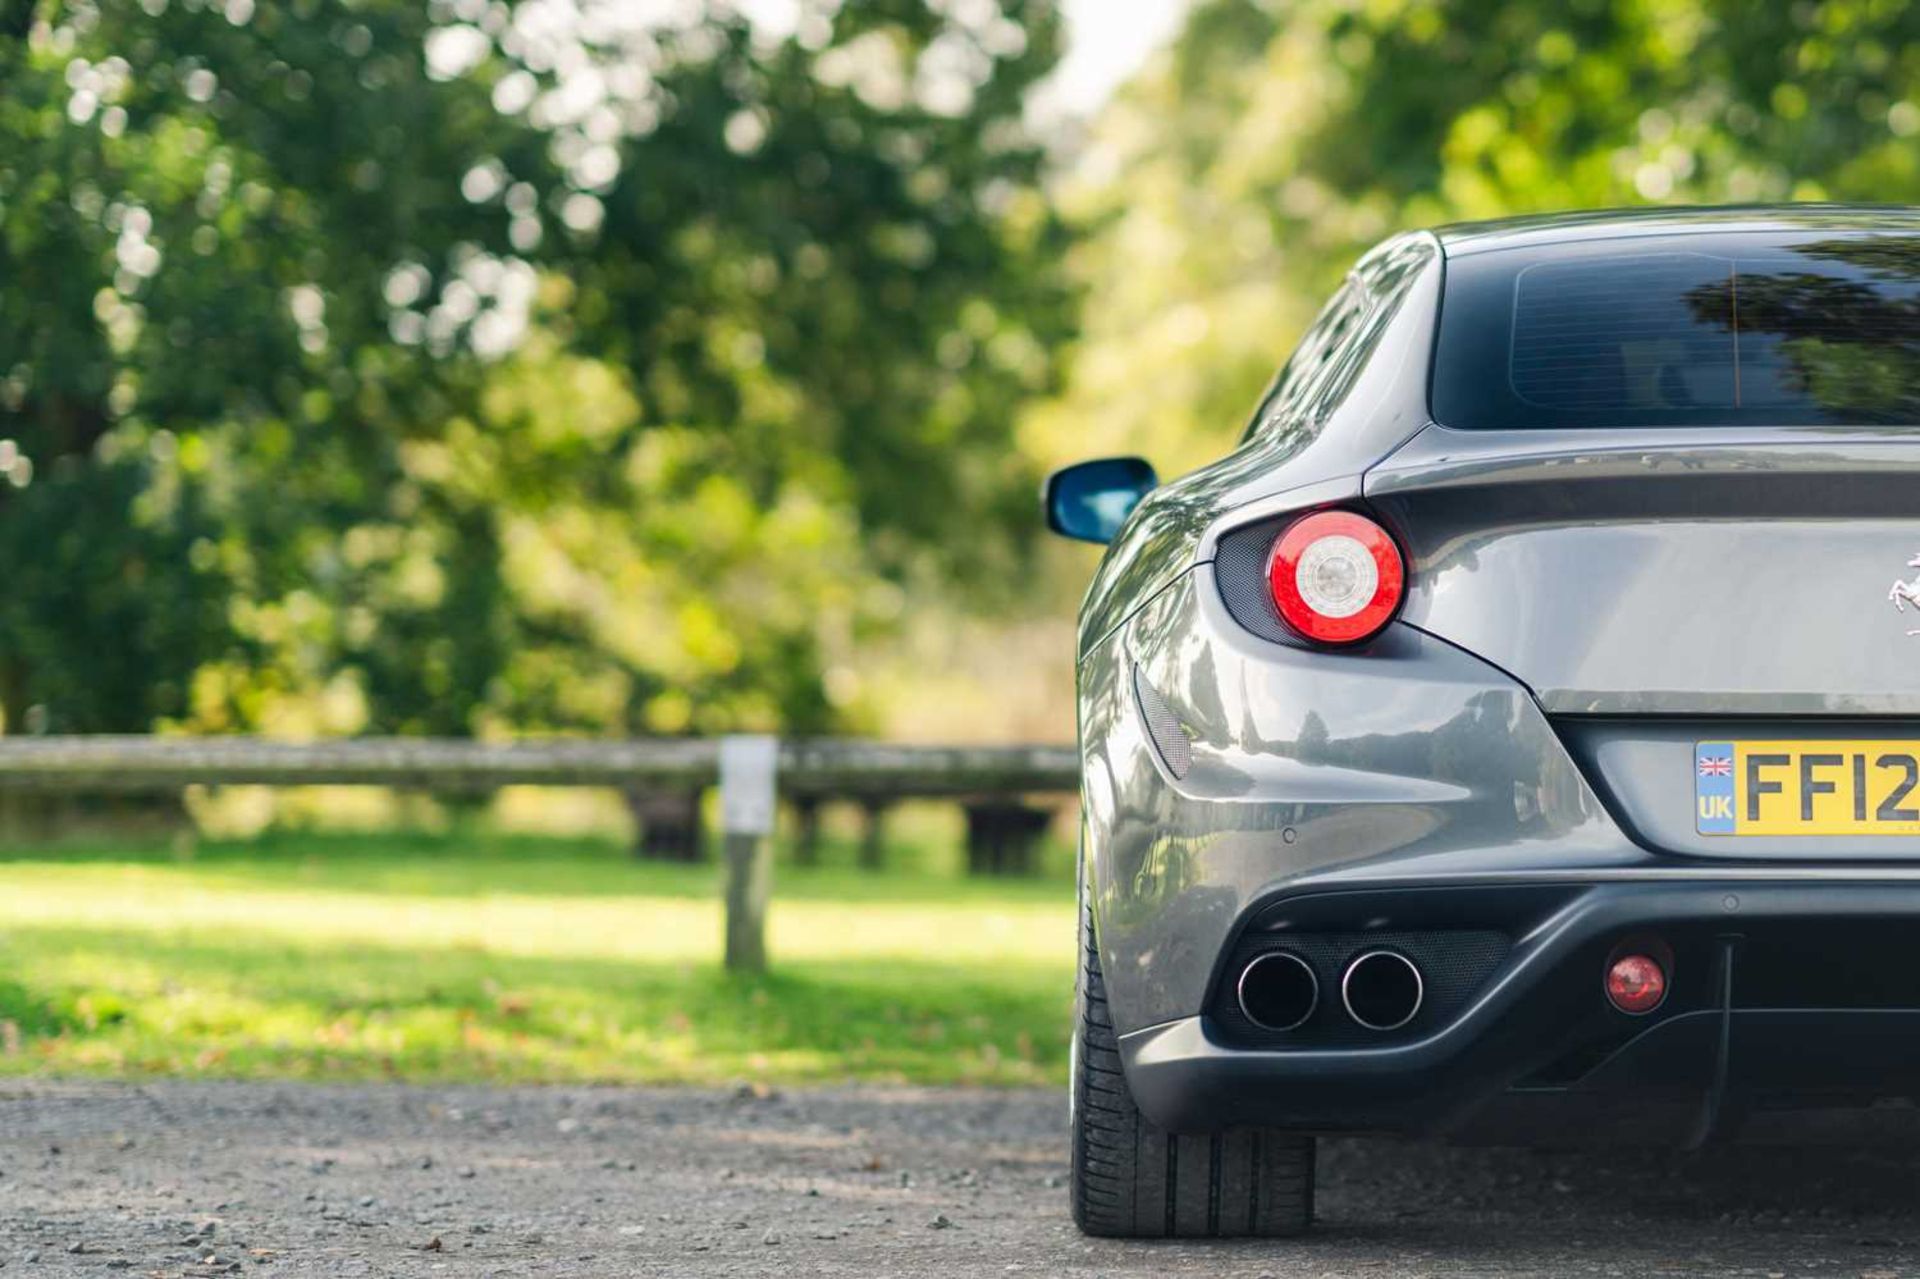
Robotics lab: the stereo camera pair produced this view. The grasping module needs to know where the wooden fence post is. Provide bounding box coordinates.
[791,795,822,866]
[963,800,1053,875]
[857,798,889,871]
[625,784,706,861]
[719,735,778,973]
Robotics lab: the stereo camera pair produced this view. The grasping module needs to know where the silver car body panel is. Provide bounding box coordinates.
[1370,423,1920,716]
[1074,206,1920,1050]
[1084,567,1620,1035]
[1365,424,1920,860]
[1433,204,1920,258]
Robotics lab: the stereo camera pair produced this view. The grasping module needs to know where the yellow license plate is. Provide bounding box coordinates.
[1697,740,1920,835]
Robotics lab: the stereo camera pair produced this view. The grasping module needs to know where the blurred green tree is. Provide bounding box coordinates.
[1029,0,1920,474]
[0,0,1070,738]
[0,0,551,735]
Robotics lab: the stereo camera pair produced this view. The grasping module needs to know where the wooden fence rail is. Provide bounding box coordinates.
[0,735,1078,973]
[0,736,1078,794]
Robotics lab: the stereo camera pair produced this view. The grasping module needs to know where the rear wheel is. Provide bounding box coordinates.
[1069,890,1315,1237]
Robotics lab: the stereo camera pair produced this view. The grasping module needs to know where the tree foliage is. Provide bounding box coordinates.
[1028,0,1920,475]
[0,0,1070,737]
[17,0,1911,743]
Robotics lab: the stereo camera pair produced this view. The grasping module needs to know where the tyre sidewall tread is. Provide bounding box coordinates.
[1069,867,1314,1238]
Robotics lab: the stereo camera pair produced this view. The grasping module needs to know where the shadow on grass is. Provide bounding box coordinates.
[0,922,1071,1087]
[0,829,1075,905]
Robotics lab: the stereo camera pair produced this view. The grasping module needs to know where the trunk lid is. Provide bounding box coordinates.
[1368,426,1920,859]
[1367,426,1920,716]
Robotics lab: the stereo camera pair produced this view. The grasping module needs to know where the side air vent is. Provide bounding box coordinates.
[1132,665,1192,779]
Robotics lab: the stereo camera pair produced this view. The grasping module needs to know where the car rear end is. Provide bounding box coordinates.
[1091,213,1920,1151]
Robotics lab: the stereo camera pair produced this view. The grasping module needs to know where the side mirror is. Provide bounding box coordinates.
[1042,457,1158,545]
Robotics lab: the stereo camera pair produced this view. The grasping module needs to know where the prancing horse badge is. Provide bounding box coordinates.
[1889,553,1920,635]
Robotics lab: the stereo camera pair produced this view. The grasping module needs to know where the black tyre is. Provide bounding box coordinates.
[1070,891,1315,1238]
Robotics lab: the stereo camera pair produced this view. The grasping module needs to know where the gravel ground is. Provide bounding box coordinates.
[8,1082,1920,1276]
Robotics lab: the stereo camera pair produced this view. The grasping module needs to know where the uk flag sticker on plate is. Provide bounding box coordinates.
[1695,741,1736,834]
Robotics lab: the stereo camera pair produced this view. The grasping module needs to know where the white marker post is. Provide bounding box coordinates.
[718,735,779,973]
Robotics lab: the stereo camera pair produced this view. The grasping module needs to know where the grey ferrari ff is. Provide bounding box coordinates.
[1046,206,1920,1238]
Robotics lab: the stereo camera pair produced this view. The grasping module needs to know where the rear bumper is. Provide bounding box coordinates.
[1121,878,1920,1141]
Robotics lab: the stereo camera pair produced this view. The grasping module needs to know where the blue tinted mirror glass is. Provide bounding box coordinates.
[1043,457,1158,544]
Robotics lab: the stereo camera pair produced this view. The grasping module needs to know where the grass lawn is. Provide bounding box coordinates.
[0,829,1075,1087]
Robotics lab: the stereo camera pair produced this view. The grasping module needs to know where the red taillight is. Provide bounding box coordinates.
[1265,510,1405,646]
[1604,954,1667,1015]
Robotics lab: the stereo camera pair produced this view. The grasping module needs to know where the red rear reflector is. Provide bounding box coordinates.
[1265,510,1405,646]
[1605,954,1667,1015]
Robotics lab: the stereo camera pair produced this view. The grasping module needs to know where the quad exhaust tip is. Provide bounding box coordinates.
[1236,951,1319,1031]
[1341,950,1425,1031]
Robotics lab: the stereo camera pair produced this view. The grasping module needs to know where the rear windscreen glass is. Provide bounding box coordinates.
[1431,234,1920,428]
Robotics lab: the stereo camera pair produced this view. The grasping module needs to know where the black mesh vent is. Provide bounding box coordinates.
[1213,516,1308,648]
[1210,929,1511,1048]
[1131,665,1192,778]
